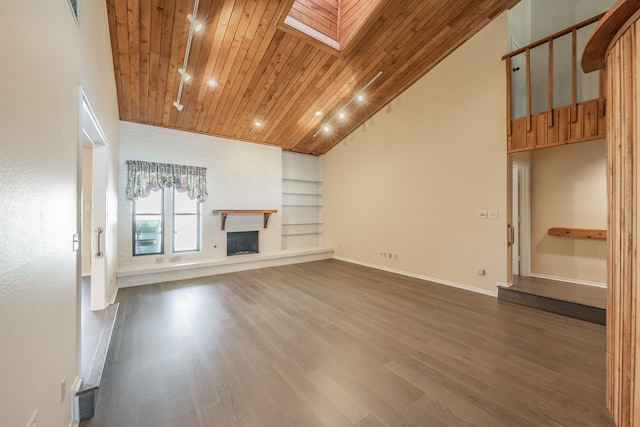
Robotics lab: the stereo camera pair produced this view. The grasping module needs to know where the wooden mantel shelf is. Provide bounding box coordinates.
[548,227,607,240]
[212,210,278,230]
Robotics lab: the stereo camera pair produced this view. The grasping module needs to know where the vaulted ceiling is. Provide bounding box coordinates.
[106,0,519,155]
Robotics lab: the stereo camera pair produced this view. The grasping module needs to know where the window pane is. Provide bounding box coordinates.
[134,215,163,255]
[173,190,200,253]
[174,215,199,252]
[174,191,198,214]
[135,190,162,214]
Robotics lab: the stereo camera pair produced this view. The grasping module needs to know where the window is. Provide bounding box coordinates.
[126,161,207,256]
[133,190,163,256]
[173,190,200,252]
[131,189,201,256]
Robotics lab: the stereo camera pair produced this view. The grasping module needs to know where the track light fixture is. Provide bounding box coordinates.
[178,68,191,82]
[172,0,201,112]
[187,14,203,32]
[313,71,382,137]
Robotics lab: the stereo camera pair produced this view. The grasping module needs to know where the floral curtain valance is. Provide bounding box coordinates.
[125,160,208,202]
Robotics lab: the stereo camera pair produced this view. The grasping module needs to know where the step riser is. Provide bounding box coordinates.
[498,288,606,325]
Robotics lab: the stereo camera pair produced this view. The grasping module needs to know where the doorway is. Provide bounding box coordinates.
[79,91,109,378]
[511,160,531,278]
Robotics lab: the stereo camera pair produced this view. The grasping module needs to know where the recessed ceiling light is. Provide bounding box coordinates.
[255,121,262,127]
[357,94,365,102]
[323,125,330,133]
[314,111,323,117]
[338,111,346,119]
[207,79,218,88]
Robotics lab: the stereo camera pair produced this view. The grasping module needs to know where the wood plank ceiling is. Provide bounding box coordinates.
[106,0,519,155]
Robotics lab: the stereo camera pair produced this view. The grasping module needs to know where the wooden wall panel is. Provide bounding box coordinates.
[605,19,640,427]
[340,0,374,44]
[290,0,338,39]
[506,98,606,153]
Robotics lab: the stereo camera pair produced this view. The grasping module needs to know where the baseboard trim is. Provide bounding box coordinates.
[109,286,118,305]
[529,273,606,288]
[117,248,334,288]
[333,256,498,298]
[70,375,83,426]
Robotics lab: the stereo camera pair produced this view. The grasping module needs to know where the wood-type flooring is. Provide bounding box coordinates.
[83,259,614,426]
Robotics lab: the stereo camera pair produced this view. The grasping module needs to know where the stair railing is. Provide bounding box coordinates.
[503,13,606,152]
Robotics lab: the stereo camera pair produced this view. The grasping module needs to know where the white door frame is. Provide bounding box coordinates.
[80,91,109,311]
[512,159,531,277]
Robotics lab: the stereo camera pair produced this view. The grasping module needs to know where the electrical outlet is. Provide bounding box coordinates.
[476,268,485,276]
[478,210,488,219]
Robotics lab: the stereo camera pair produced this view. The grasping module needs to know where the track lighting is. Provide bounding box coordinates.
[172,0,202,112]
[187,14,203,32]
[312,71,382,137]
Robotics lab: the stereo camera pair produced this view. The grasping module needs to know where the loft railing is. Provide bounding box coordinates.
[503,13,606,152]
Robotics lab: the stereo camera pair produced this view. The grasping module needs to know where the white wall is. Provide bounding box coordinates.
[324,13,509,296]
[0,1,120,426]
[531,140,607,285]
[118,123,283,268]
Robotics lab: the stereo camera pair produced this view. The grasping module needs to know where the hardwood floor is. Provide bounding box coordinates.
[84,260,614,426]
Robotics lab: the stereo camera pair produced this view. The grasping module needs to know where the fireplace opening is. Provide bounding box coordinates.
[227,231,259,256]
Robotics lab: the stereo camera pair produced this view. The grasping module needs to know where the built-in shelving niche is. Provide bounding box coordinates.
[282,152,323,250]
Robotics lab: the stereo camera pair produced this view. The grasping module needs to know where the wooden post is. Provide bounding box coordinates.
[582,4,640,424]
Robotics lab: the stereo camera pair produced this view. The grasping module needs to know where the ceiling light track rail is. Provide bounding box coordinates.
[313,70,383,137]
[173,0,201,111]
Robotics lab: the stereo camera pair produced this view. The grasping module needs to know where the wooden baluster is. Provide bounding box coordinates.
[506,56,512,137]
[526,47,531,132]
[548,38,554,127]
[571,28,578,123]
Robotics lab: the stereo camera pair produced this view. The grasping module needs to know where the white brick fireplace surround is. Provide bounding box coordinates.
[116,122,331,288]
